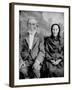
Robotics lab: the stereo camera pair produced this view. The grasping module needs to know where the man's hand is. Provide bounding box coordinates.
[33,61,41,71]
[19,61,28,75]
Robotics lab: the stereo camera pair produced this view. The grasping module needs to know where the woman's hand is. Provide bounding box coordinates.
[51,60,57,65]
[51,59,62,65]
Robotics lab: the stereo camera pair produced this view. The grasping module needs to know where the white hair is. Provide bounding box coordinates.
[27,16,38,25]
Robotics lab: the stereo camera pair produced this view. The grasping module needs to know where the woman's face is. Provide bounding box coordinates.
[52,25,59,37]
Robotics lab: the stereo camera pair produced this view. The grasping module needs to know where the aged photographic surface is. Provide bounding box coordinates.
[19,11,64,79]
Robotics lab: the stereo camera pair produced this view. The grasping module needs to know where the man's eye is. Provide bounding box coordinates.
[32,24,35,25]
[29,23,31,25]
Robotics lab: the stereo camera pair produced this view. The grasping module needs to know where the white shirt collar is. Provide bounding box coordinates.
[28,30,37,35]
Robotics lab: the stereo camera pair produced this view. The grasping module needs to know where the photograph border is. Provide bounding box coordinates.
[9,2,70,87]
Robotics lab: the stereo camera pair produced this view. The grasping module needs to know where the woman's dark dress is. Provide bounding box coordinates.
[44,36,64,77]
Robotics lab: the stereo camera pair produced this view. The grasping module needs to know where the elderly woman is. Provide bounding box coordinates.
[44,24,64,77]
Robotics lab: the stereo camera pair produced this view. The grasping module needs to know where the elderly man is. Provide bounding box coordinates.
[19,17,45,79]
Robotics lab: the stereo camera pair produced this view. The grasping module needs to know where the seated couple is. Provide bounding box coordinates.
[19,17,64,79]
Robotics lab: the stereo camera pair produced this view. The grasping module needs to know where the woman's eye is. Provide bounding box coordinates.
[53,29,55,31]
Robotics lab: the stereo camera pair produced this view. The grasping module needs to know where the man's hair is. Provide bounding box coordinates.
[27,16,37,26]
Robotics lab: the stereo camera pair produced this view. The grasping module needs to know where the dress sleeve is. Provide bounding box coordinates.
[45,37,53,61]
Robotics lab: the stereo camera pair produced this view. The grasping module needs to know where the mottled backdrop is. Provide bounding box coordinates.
[19,11,64,51]
[19,11,64,37]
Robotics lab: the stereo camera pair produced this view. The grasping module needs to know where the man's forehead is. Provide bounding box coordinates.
[28,17,37,23]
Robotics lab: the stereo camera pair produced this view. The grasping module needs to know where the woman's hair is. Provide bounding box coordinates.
[51,24,60,39]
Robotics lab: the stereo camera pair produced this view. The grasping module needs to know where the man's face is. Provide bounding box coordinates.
[28,18,38,32]
[52,25,59,37]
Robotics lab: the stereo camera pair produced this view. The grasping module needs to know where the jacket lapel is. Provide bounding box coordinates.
[25,33,29,48]
[32,32,38,50]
